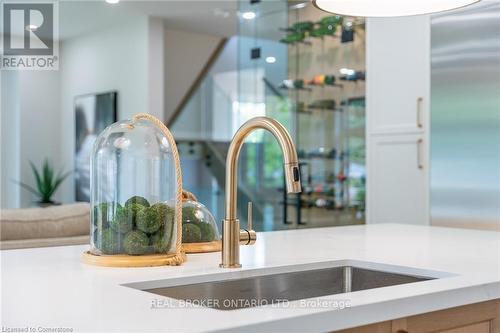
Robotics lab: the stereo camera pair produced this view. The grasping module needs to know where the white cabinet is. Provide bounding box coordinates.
[367,16,430,135]
[369,134,428,225]
[366,16,430,225]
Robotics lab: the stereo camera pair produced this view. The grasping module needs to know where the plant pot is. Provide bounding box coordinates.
[36,201,61,208]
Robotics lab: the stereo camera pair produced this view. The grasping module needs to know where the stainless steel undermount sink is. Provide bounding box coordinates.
[127,261,445,311]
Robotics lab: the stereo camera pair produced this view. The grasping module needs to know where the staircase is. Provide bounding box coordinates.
[176,139,265,226]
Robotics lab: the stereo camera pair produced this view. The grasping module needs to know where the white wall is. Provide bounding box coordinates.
[1,70,61,208]
[59,16,149,203]
[19,71,61,206]
[148,17,165,120]
[1,71,21,208]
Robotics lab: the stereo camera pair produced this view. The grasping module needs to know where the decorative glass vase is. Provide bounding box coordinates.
[181,191,221,253]
[83,113,186,267]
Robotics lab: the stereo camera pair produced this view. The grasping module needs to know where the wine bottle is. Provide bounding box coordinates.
[316,15,343,27]
[310,24,337,37]
[291,21,315,33]
[308,99,336,110]
[307,75,325,85]
[307,75,336,86]
[337,172,347,182]
[339,71,365,82]
[279,32,305,44]
[324,75,336,85]
[341,24,354,43]
[280,79,306,90]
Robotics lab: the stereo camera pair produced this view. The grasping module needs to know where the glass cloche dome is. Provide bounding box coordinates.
[85,114,185,266]
[182,200,220,244]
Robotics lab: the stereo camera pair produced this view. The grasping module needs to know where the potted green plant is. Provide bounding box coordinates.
[18,159,71,207]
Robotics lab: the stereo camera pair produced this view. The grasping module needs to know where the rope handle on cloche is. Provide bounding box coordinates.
[182,190,198,202]
[132,113,186,265]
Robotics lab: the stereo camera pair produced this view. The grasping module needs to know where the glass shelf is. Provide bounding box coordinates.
[237,0,366,229]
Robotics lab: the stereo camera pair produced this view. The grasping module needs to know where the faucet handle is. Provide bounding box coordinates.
[247,202,253,230]
[239,202,257,245]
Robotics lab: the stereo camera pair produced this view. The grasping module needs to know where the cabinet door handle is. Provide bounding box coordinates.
[417,97,424,129]
[417,138,424,170]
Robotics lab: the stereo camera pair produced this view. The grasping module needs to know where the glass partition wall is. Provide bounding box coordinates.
[172,1,366,232]
[237,0,366,230]
[237,1,291,231]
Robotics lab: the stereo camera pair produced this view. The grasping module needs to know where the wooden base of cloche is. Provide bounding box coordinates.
[81,251,186,267]
[182,240,221,253]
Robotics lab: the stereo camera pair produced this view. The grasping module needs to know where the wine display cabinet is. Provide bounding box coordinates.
[237,0,366,229]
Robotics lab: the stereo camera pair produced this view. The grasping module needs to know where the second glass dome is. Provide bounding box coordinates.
[181,200,220,244]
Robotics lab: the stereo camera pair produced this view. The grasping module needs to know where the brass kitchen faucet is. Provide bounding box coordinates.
[220,117,302,268]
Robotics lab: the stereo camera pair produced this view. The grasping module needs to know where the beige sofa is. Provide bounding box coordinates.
[0,203,90,250]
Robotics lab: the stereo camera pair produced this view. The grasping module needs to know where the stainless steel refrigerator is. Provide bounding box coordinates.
[431,0,500,229]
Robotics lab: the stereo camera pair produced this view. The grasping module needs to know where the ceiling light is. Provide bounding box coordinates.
[241,11,256,20]
[313,0,480,17]
[105,0,120,4]
[290,2,308,10]
[265,56,276,64]
[25,24,38,32]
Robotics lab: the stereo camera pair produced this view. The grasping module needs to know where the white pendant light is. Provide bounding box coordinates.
[312,0,480,17]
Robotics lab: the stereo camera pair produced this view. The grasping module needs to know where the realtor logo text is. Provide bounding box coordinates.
[1,1,59,70]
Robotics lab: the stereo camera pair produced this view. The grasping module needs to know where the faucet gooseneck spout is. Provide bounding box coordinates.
[221,117,302,268]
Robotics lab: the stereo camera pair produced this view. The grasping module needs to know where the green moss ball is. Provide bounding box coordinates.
[125,196,150,208]
[182,223,202,243]
[150,228,172,253]
[194,222,216,242]
[99,228,123,254]
[123,230,150,255]
[151,203,175,224]
[109,205,141,234]
[136,206,164,234]
[152,202,175,235]
[182,206,200,223]
[127,202,146,217]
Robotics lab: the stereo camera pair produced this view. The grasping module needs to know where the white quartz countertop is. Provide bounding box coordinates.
[2,224,500,332]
